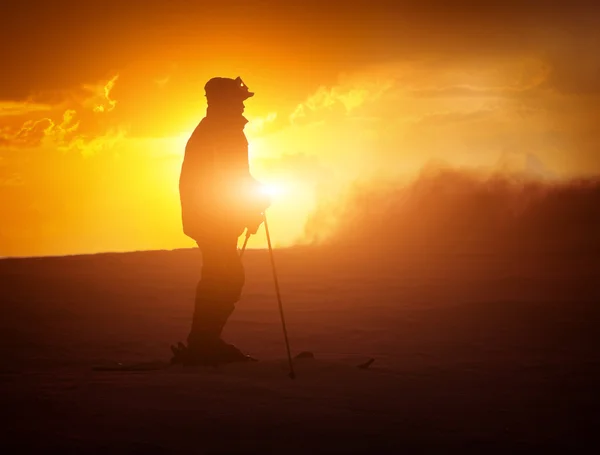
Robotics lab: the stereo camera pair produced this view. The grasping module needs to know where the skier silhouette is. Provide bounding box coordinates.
[172,76,269,365]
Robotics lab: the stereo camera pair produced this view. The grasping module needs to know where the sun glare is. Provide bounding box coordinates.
[259,183,286,199]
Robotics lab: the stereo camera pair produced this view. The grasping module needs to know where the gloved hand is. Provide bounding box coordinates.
[238,177,271,235]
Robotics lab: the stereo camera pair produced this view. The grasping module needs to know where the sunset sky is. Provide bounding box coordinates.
[1,0,599,257]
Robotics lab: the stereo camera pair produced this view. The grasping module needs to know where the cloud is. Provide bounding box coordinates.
[285,57,551,137]
[1,0,598,105]
[245,112,280,136]
[0,101,53,117]
[1,0,599,257]
[263,52,600,184]
[0,75,125,155]
[64,126,127,157]
[290,75,394,126]
[254,53,597,247]
[1,110,77,149]
[407,108,497,129]
[1,118,52,148]
[408,58,551,97]
[83,74,119,113]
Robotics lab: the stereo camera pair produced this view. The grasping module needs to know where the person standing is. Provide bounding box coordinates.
[173,76,269,366]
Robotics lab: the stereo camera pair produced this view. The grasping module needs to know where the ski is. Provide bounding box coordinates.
[92,361,170,371]
[91,352,376,372]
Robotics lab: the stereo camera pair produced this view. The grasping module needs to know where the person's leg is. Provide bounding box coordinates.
[215,241,245,335]
[187,235,245,350]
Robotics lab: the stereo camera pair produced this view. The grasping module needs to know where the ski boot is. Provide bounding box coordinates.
[170,339,257,366]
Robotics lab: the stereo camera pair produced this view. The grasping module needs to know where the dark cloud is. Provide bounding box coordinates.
[1,0,598,100]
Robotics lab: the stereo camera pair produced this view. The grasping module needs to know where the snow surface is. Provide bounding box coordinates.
[1,246,599,453]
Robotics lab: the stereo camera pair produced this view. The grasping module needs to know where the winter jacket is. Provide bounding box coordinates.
[179,114,257,241]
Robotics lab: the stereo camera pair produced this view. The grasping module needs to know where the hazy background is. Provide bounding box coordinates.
[1,0,599,257]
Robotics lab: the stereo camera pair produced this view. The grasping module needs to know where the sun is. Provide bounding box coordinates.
[259,183,286,199]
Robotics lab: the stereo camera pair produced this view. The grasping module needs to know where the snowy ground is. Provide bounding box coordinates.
[1,246,599,453]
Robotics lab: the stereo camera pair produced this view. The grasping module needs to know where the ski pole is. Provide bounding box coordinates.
[239,230,251,258]
[263,213,296,379]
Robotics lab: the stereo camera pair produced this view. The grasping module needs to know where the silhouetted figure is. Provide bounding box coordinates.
[172,77,269,365]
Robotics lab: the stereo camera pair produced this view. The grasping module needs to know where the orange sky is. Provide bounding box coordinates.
[1,0,599,257]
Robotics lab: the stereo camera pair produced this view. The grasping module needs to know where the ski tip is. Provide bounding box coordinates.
[357,358,375,370]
